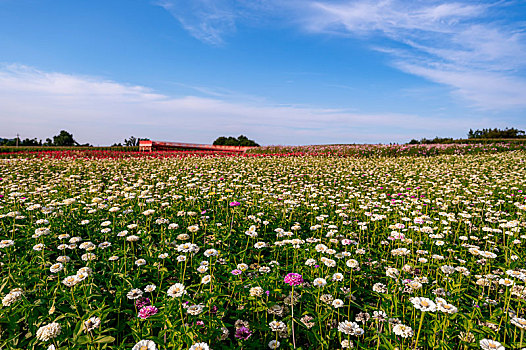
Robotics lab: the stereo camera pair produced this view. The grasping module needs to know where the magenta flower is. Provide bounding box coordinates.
[138,305,158,319]
[284,273,304,286]
[231,269,242,275]
[135,297,151,309]
[235,326,253,340]
[229,201,241,207]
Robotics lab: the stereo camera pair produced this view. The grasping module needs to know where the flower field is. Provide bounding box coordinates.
[1,151,526,349]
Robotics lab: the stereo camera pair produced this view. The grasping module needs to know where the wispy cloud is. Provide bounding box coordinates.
[157,0,237,45]
[301,0,526,110]
[0,64,490,145]
[157,0,526,110]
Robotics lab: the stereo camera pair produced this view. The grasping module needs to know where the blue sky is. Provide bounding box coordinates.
[1,0,525,145]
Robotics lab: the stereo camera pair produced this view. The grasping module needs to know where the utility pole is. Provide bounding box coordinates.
[16,133,19,147]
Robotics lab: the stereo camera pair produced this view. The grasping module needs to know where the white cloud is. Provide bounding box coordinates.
[301,0,526,110]
[157,0,237,45]
[157,0,526,110]
[0,64,487,145]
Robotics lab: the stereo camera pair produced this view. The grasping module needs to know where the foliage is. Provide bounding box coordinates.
[0,137,41,146]
[213,135,259,147]
[52,130,77,146]
[407,137,454,145]
[124,136,149,147]
[468,127,526,139]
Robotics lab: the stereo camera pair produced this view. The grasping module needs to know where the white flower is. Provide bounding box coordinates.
[62,275,80,287]
[33,243,45,251]
[410,297,436,312]
[332,299,344,308]
[144,284,156,292]
[305,258,317,266]
[269,320,287,331]
[511,317,526,329]
[435,298,458,314]
[127,288,143,300]
[204,249,218,257]
[167,283,186,298]
[337,320,364,335]
[132,339,158,350]
[36,322,61,341]
[499,278,514,287]
[332,273,344,281]
[392,324,413,338]
[189,342,209,350]
[84,316,101,332]
[268,340,280,349]
[386,267,399,278]
[49,263,63,273]
[187,225,199,233]
[187,304,204,315]
[313,278,327,287]
[2,289,24,306]
[346,259,359,268]
[479,339,504,350]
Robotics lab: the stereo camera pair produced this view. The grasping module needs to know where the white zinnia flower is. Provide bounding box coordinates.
[479,339,504,350]
[132,339,158,350]
[84,316,101,332]
[167,283,186,298]
[36,322,61,342]
[410,297,436,312]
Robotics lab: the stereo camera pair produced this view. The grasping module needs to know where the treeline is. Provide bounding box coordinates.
[409,127,526,144]
[213,135,259,147]
[0,130,86,147]
[467,127,525,139]
[1,131,148,148]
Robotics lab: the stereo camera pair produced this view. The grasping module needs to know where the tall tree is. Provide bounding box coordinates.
[53,130,76,146]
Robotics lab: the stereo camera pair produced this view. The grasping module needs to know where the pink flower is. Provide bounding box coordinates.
[138,305,158,319]
[284,273,303,286]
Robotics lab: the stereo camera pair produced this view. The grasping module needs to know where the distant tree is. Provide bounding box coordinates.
[44,138,53,146]
[53,130,76,146]
[213,136,228,146]
[406,137,454,145]
[213,135,259,147]
[0,138,17,146]
[124,136,148,147]
[468,127,525,139]
[20,138,40,146]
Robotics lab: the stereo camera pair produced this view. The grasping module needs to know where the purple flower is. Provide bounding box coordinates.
[235,326,253,340]
[265,290,270,296]
[138,305,158,319]
[229,201,241,207]
[231,269,242,275]
[284,273,304,286]
[135,297,151,309]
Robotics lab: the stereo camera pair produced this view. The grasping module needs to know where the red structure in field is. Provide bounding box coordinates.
[139,140,255,153]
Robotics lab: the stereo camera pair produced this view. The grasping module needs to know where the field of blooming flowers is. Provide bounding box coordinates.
[1,151,526,350]
[246,142,526,157]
